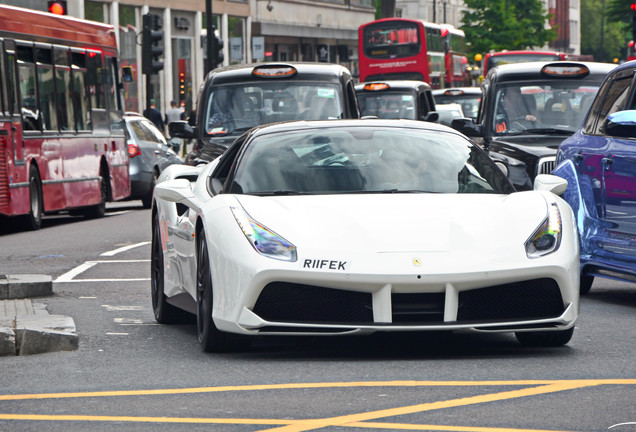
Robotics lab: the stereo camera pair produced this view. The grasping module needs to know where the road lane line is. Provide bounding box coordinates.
[0,414,300,425]
[101,242,151,257]
[1,379,634,401]
[54,262,98,283]
[256,381,606,432]
[54,259,150,283]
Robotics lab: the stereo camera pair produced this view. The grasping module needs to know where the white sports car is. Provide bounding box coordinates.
[151,119,580,352]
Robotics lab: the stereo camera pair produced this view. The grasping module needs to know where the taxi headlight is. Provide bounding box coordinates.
[231,207,297,261]
[525,203,562,258]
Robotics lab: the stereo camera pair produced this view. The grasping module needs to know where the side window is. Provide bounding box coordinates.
[139,119,166,144]
[71,50,90,131]
[54,46,73,132]
[17,44,39,131]
[36,45,58,131]
[106,56,123,133]
[584,74,631,135]
[5,48,19,116]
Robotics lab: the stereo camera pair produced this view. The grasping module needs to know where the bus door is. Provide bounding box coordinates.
[104,54,129,201]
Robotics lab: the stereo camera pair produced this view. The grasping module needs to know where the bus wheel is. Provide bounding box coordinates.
[24,165,43,230]
[83,168,108,219]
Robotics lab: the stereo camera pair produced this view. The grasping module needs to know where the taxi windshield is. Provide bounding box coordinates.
[492,82,601,136]
[357,91,417,119]
[205,82,344,136]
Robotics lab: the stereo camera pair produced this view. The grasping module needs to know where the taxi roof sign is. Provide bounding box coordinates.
[252,65,298,78]
[541,63,590,78]
[362,83,390,91]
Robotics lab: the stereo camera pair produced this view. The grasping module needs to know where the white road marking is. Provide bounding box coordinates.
[101,242,150,257]
[54,260,150,283]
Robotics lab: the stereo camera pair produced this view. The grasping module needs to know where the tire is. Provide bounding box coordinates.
[515,327,574,347]
[23,165,43,230]
[151,214,183,324]
[196,232,233,353]
[580,274,594,295]
[83,168,108,219]
[141,171,158,209]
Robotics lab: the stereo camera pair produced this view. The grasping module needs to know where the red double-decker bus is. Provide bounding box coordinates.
[358,18,447,88]
[0,4,130,229]
[440,24,468,87]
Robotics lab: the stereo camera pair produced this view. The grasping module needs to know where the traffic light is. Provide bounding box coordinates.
[142,14,164,75]
[47,0,67,15]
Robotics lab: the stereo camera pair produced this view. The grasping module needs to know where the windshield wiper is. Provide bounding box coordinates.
[251,190,313,196]
[523,127,574,134]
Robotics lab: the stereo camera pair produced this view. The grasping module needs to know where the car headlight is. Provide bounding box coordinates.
[231,207,297,262]
[525,203,562,258]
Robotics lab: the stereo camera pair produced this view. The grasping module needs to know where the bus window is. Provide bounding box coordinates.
[36,44,58,131]
[87,50,108,131]
[17,44,39,131]
[71,50,90,131]
[106,56,123,133]
[54,46,73,132]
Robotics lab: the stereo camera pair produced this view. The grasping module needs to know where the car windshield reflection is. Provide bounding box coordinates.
[230,126,515,195]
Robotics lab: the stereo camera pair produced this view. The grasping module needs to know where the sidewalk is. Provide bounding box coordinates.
[0,275,78,356]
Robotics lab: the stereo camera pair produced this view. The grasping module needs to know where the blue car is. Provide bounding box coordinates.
[553,61,636,294]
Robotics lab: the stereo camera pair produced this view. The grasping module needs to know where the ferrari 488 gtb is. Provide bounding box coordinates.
[151,119,580,352]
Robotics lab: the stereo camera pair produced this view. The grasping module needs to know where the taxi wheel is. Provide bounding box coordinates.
[196,232,232,353]
[515,327,574,347]
[151,214,182,324]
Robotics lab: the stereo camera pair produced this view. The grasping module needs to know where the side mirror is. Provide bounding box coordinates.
[169,121,196,139]
[423,111,439,122]
[534,174,568,196]
[451,118,483,137]
[601,110,636,138]
[121,66,134,83]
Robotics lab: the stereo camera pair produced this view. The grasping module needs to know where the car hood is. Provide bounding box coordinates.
[489,135,567,158]
[233,192,549,257]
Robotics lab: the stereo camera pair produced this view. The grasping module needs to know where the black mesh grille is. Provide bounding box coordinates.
[252,282,373,324]
[457,278,564,322]
[391,292,445,323]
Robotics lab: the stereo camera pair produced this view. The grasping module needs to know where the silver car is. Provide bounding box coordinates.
[125,114,182,208]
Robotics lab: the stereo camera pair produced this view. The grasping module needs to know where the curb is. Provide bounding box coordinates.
[0,275,78,356]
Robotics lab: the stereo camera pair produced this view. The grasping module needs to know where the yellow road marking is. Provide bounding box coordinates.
[0,380,634,432]
[2,379,634,401]
[256,381,600,432]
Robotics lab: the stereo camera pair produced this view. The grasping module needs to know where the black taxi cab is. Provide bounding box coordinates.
[354,80,438,122]
[451,61,615,190]
[170,62,360,165]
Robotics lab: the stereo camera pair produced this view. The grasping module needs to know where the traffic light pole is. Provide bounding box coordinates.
[205,0,217,75]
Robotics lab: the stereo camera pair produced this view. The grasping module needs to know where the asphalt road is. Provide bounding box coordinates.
[0,203,635,432]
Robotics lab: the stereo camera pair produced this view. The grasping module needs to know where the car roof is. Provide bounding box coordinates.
[432,87,481,95]
[244,118,463,139]
[205,62,351,85]
[487,61,616,83]
[355,80,432,91]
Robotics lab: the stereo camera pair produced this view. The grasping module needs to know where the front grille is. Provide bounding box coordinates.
[537,156,556,175]
[252,282,373,324]
[252,278,565,327]
[457,278,564,322]
[391,292,444,323]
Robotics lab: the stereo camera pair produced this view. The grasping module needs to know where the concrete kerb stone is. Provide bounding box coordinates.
[0,274,52,299]
[0,275,78,356]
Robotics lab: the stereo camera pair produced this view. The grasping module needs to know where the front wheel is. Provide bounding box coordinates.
[23,165,43,230]
[580,274,594,295]
[196,232,233,353]
[83,169,108,219]
[515,327,574,347]
[151,214,183,323]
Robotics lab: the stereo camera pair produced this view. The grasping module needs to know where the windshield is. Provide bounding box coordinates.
[205,82,344,136]
[491,82,601,136]
[357,91,417,119]
[231,127,514,195]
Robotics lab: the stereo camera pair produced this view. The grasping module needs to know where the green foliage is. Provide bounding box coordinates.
[582,0,630,62]
[460,0,557,55]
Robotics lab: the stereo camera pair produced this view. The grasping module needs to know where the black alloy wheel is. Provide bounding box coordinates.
[151,214,182,323]
[196,232,232,352]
